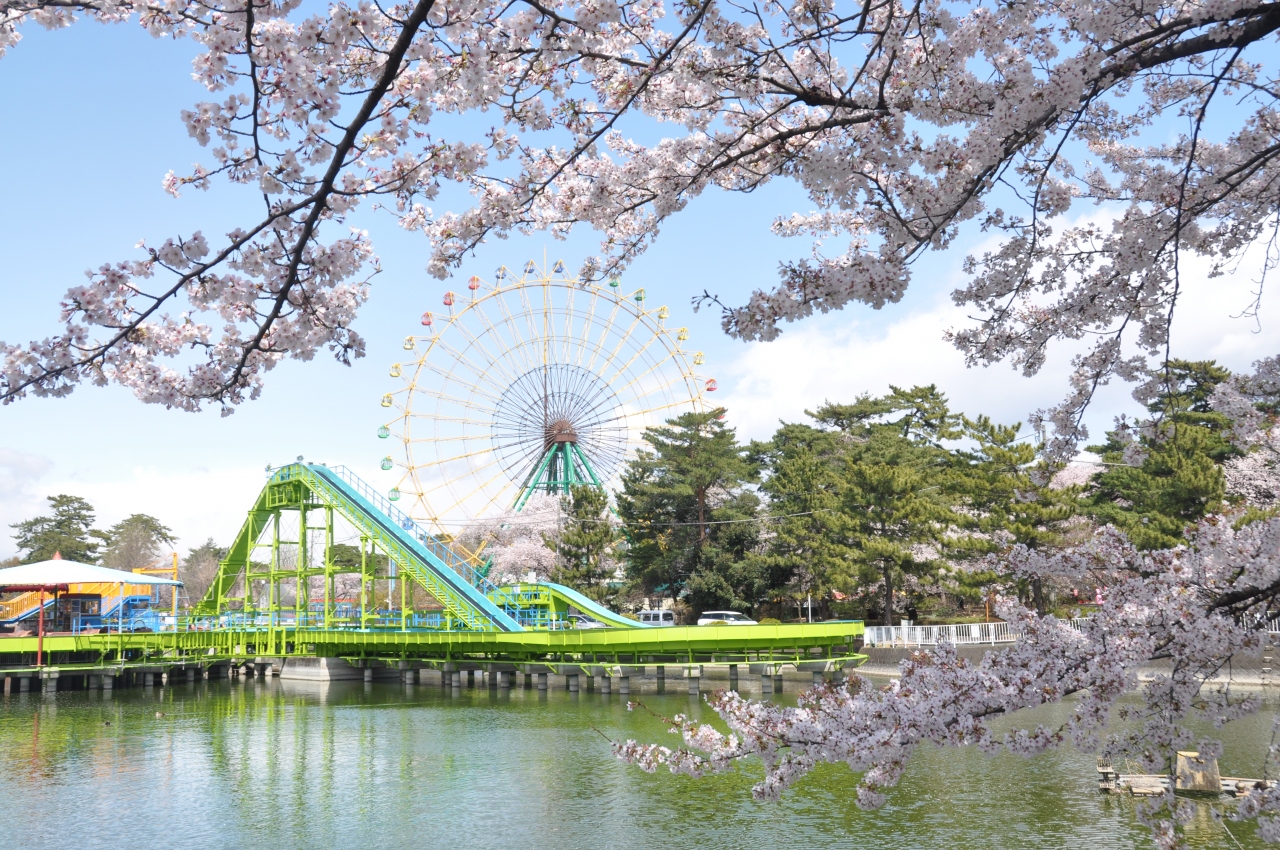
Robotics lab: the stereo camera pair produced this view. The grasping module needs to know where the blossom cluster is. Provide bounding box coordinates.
[0,0,1274,430]
[617,512,1280,846]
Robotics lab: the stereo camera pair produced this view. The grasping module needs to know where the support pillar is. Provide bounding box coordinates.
[186,668,196,684]
[813,671,824,687]
[88,675,100,689]
[161,672,170,687]
[466,670,475,688]
[774,673,784,693]
[523,673,532,689]
[655,666,665,693]
[618,676,630,695]
[363,667,373,684]
[567,673,580,692]
[18,677,30,693]
[729,664,739,690]
[452,670,462,688]
[761,674,772,694]
[687,674,700,696]
[536,673,548,691]
[101,675,113,691]
[143,672,155,688]
[599,675,610,695]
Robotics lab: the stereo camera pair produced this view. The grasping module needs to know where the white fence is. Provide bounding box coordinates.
[863,618,1091,647]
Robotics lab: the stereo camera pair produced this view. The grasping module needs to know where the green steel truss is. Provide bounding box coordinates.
[195,465,512,631]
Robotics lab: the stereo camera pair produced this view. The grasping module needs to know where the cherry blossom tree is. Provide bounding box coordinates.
[455,493,560,583]
[0,0,1274,440]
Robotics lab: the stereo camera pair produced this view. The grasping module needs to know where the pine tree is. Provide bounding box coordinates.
[618,408,759,612]
[1087,360,1237,549]
[10,494,110,563]
[760,387,967,624]
[102,514,177,572]
[957,416,1082,613]
[547,484,618,605]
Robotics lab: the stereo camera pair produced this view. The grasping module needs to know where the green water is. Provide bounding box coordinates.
[0,677,1271,849]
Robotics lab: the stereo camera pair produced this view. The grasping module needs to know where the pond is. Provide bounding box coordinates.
[0,675,1272,848]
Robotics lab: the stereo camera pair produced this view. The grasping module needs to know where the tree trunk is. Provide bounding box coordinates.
[883,567,894,627]
[697,486,707,545]
[1032,577,1046,615]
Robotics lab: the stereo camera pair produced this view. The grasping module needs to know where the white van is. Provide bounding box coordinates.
[638,609,676,627]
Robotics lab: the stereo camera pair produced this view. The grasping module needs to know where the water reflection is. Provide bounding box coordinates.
[0,681,1273,848]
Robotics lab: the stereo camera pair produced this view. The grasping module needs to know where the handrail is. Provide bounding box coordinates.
[270,463,523,631]
[863,618,1092,647]
[294,464,523,614]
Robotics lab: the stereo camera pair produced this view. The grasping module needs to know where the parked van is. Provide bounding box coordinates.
[638,609,676,627]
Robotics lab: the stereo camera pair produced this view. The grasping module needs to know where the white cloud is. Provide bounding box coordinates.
[718,237,1280,443]
[0,448,55,558]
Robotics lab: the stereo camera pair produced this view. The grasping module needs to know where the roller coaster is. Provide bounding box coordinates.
[0,463,865,683]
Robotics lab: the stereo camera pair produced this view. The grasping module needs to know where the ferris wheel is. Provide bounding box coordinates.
[377,259,714,534]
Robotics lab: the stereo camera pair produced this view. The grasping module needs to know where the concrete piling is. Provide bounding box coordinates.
[363,667,373,684]
[813,671,824,687]
[655,666,665,692]
[761,674,772,693]
[144,672,155,688]
[618,675,630,695]
[600,675,610,695]
[729,664,738,690]
[567,673,579,692]
[687,674,700,696]
[536,672,548,691]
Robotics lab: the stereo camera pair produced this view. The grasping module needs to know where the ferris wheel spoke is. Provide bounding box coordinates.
[495,288,542,374]
[421,337,510,403]
[472,296,538,376]
[574,286,601,370]
[442,304,528,389]
[612,357,691,409]
[407,388,499,415]
[600,322,673,392]
[582,296,624,375]
[406,415,493,427]
[442,463,518,521]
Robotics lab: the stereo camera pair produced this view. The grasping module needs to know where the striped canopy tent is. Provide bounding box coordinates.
[0,554,181,665]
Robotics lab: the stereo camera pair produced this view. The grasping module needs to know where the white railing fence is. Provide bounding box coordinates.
[863,618,1092,647]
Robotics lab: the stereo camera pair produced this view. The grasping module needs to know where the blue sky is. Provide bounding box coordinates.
[0,18,1275,558]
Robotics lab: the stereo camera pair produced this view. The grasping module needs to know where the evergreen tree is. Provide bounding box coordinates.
[836,431,958,625]
[1087,360,1237,549]
[10,494,109,563]
[618,408,759,613]
[102,513,177,572]
[759,387,968,624]
[957,416,1082,613]
[547,484,618,606]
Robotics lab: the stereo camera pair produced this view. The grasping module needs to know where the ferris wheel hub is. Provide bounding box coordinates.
[545,419,579,447]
